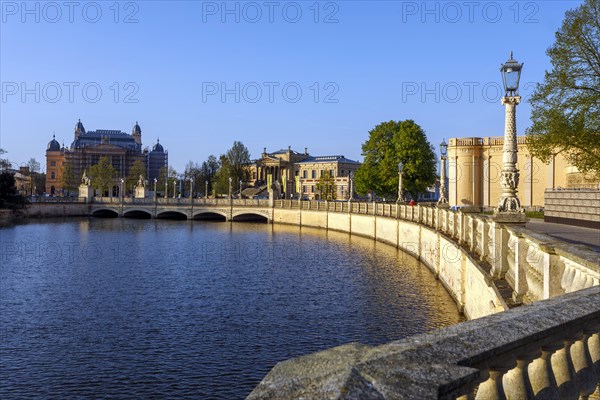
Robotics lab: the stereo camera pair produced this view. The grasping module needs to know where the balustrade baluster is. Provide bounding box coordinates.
[475,364,514,400]
[551,337,580,399]
[589,332,600,397]
[528,343,562,399]
[503,353,538,399]
[571,329,598,398]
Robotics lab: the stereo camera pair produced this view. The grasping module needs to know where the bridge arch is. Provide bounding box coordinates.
[193,211,227,221]
[91,208,119,218]
[230,212,269,223]
[156,210,188,220]
[123,209,152,219]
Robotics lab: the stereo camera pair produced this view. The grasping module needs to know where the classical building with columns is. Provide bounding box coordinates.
[447,136,595,208]
[45,120,167,195]
[247,147,361,199]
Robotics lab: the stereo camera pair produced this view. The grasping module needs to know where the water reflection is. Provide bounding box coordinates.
[0,219,463,399]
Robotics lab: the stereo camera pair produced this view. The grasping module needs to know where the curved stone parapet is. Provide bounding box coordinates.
[247,287,600,399]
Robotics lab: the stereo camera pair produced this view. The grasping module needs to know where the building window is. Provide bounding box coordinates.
[311,185,315,193]
[311,170,316,179]
[330,169,334,177]
[302,185,307,193]
[320,170,325,177]
[303,170,307,178]
[252,172,257,180]
[51,172,56,179]
[50,161,56,167]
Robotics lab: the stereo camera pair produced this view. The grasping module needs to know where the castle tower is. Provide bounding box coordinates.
[132,121,142,145]
[74,119,85,141]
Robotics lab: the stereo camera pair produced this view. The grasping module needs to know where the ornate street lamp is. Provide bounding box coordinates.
[205,180,209,199]
[496,52,526,221]
[348,171,354,203]
[153,178,157,200]
[397,162,404,204]
[173,180,176,199]
[120,178,124,203]
[437,139,449,207]
[239,179,242,198]
[189,177,194,198]
[228,177,232,199]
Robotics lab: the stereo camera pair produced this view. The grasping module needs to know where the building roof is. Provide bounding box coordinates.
[296,155,360,164]
[47,134,61,151]
[151,139,164,153]
[71,129,140,151]
[270,148,302,155]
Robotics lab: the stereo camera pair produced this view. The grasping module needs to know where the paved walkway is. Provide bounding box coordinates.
[525,219,600,252]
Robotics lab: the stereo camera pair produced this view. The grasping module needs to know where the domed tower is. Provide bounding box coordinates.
[47,134,61,152]
[132,121,142,145]
[74,119,85,141]
[46,134,65,195]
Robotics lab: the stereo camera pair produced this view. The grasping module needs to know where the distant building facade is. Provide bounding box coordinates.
[447,136,596,208]
[247,147,361,199]
[45,120,167,195]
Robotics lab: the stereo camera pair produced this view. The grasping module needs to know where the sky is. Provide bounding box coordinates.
[0,0,581,173]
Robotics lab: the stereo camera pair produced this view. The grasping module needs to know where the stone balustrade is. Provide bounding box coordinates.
[248,287,600,399]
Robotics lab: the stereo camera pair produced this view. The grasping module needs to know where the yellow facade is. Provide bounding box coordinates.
[448,136,593,208]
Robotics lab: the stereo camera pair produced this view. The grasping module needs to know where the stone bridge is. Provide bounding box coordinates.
[89,197,273,221]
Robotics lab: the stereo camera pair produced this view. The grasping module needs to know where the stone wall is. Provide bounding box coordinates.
[544,189,600,229]
[20,203,89,218]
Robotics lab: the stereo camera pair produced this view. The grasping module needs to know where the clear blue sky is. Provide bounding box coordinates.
[0,0,580,173]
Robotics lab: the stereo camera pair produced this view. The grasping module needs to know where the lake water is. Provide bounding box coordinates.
[0,218,463,399]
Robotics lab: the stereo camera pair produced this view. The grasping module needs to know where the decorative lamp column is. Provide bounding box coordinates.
[437,139,449,207]
[239,179,242,198]
[153,178,157,201]
[495,52,526,222]
[397,162,404,204]
[348,171,353,203]
[228,177,232,199]
[120,178,124,203]
[205,180,208,199]
[173,180,176,199]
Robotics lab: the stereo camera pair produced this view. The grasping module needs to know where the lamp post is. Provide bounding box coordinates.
[495,52,526,221]
[348,171,353,203]
[173,180,176,199]
[153,178,157,202]
[120,178,124,199]
[239,179,242,199]
[437,139,449,207]
[190,177,194,214]
[397,162,404,204]
[228,177,232,199]
[205,180,208,199]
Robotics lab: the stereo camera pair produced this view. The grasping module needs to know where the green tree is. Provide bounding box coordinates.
[226,141,251,184]
[89,156,117,197]
[126,160,147,195]
[212,155,232,196]
[184,161,202,196]
[0,148,10,171]
[355,120,436,199]
[200,155,220,196]
[0,171,17,199]
[60,162,77,196]
[316,171,337,200]
[157,165,178,197]
[526,0,600,175]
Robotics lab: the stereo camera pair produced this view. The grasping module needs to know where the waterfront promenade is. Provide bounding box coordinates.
[526,219,600,252]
